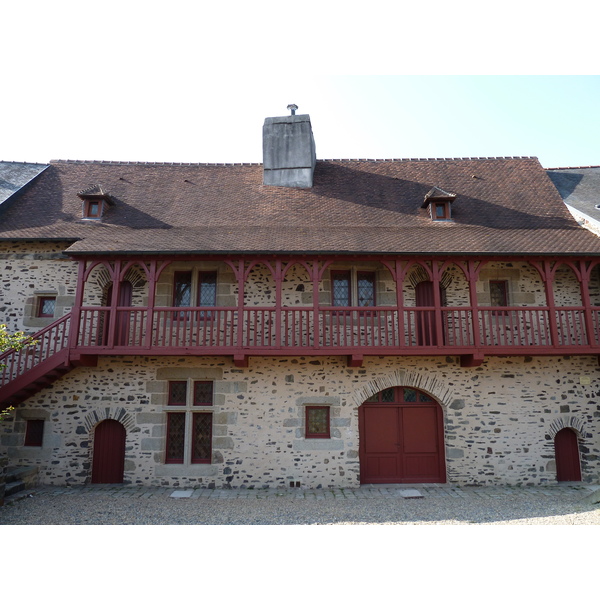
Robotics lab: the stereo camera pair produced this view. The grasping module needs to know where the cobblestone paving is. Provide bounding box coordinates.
[2,483,599,525]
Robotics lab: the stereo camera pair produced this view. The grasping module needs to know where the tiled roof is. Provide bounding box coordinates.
[2,157,600,256]
[0,161,48,207]
[547,166,600,226]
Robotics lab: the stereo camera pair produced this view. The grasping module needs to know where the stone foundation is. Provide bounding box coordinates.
[2,354,599,489]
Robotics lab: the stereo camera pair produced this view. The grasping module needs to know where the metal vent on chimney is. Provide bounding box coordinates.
[287,104,298,115]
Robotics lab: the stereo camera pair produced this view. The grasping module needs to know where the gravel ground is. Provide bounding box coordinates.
[2,484,600,525]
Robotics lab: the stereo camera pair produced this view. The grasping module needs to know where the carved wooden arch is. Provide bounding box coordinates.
[548,416,587,439]
[549,259,584,283]
[83,259,115,283]
[83,407,135,433]
[351,369,453,409]
[118,260,151,283]
[281,259,314,281]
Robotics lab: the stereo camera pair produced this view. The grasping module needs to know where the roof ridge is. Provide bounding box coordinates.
[0,160,49,166]
[50,160,262,166]
[320,156,538,162]
[49,156,539,167]
[546,165,600,170]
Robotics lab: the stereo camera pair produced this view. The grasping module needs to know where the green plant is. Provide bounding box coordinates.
[0,406,13,422]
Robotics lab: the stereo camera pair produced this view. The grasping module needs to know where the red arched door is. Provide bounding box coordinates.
[359,387,446,484]
[554,428,582,482]
[92,419,126,484]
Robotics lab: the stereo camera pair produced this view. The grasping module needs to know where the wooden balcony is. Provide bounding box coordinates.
[2,303,599,405]
[72,304,600,363]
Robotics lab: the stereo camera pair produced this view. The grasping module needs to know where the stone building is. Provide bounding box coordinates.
[1,112,600,489]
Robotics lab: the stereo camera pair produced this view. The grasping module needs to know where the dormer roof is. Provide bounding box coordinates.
[421,186,457,209]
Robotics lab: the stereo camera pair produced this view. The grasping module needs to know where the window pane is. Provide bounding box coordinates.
[198,272,217,306]
[490,281,508,306]
[306,406,330,438]
[381,388,395,403]
[38,297,56,317]
[24,420,44,446]
[192,413,212,463]
[193,381,213,406]
[404,388,417,403]
[365,393,378,403]
[168,381,187,406]
[332,271,350,306]
[173,272,192,307]
[357,272,375,307]
[419,392,433,403]
[166,413,185,463]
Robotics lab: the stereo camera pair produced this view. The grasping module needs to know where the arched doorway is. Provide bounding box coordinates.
[554,428,582,482]
[359,387,446,484]
[91,419,126,484]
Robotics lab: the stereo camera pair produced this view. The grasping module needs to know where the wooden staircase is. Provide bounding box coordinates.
[0,315,95,407]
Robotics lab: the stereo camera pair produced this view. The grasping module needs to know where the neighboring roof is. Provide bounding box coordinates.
[546,166,600,225]
[0,161,48,207]
[2,157,600,256]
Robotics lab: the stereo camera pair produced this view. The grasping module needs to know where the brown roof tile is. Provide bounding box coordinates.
[1,157,600,256]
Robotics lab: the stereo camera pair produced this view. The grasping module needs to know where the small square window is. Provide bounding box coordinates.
[193,381,213,406]
[24,419,44,446]
[305,406,330,439]
[37,296,56,318]
[168,381,188,406]
[432,202,450,220]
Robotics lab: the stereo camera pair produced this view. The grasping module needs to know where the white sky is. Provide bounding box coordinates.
[2,2,599,168]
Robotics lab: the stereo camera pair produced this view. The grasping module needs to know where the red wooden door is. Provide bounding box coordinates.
[554,428,582,482]
[359,388,446,484]
[105,281,133,346]
[91,419,126,484]
[415,281,437,345]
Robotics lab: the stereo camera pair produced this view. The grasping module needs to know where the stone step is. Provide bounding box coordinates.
[4,479,25,497]
[6,465,39,484]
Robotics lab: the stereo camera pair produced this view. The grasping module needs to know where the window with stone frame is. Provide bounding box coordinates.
[165,380,213,464]
[490,280,509,315]
[173,270,217,318]
[305,406,330,439]
[24,419,45,446]
[37,296,56,318]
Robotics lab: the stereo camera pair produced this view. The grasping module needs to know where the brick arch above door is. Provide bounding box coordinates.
[548,416,587,439]
[351,369,453,408]
[83,407,135,433]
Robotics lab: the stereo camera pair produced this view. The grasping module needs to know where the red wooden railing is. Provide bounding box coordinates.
[73,305,599,352]
[0,314,71,387]
[2,305,600,400]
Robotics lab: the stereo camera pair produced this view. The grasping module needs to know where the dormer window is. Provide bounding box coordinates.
[422,186,456,221]
[78,185,114,220]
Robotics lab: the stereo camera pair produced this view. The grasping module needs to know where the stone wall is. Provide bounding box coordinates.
[0,242,78,333]
[2,354,599,489]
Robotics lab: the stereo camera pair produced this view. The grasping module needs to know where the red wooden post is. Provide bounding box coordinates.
[432,261,443,348]
[579,260,594,347]
[312,260,321,349]
[145,260,157,349]
[394,260,405,347]
[542,259,559,348]
[107,259,121,348]
[237,259,245,352]
[68,259,87,351]
[274,259,282,349]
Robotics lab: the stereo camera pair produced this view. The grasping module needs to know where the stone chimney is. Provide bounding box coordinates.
[262,110,316,188]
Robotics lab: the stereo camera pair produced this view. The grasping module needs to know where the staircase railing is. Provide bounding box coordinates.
[0,315,71,388]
